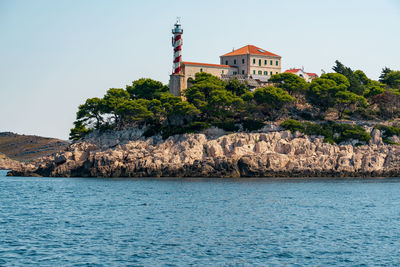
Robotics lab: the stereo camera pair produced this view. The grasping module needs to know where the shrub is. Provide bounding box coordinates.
[242,119,265,131]
[281,119,370,144]
[213,121,239,132]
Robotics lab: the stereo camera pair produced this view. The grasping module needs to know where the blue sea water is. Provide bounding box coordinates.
[1,170,400,266]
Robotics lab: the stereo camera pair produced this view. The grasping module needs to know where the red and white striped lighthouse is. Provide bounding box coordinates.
[172,18,183,74]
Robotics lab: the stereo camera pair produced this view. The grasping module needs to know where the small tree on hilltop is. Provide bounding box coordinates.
[334,90,367,119]
[126,78,168,100]
[268,72,309,95]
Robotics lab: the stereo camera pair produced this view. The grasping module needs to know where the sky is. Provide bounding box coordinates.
[0,0,399,140]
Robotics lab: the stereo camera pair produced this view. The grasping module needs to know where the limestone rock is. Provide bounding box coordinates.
[7,127,400,178]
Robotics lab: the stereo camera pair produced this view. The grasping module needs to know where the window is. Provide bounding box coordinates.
[264,60,267,65]
[200,68,203,72]
[253,70,256,74]
[258,70,262,75]
[270,60,273,65]
[253,59,256,64]
[259,59,261,66]
[276,72,278,74]
[270,71,273,75]
[242,70,245,74]
[233,71,237,75]
[234,59,237,64]
[276,61,279,66]
[242,59,245,64]
[264,71,267,75]
[225,60,228,65]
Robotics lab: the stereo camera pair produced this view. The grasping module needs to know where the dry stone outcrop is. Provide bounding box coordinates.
[7,128,400,178]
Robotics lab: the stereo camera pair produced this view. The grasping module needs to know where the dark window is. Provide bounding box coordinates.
[264,71,267,75]
[225,60,228,65]
[253,59,256,64]
[270,60,273,65]
[270,71,273,75]
[242,70,245,74]
[276,72,278,74]
[264,60,267,65]
[276,61,279,66]
[200,68,203,72]
[253,70,256,74]
[259,59,261,66]
[234,59,237,64]
[242,59,245,64]
[258,70,262,75]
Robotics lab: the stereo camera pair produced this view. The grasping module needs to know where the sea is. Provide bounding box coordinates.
[1,169,400,266]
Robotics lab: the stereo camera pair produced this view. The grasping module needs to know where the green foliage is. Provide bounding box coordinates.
[374,124,400,143]
[126,78,168,100]
[379,67,392,83]
[242,119,265,131]
[334,90,367,118]
[307,78,340,110]
[383,71,400,89]
[371,91,400,119]
[69,121,92,141]
[254,86,295,108]
[213,121,239,132]
[320,73,350,88]
[281,119,371,144]
[332,60,371,95]
[115,99,153,125]
[226,78,248,96]
[76,97,105,129]
[269,73,309,95]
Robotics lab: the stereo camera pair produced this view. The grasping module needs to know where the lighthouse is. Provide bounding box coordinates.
[169,18,186,97]
[172,19,183,74]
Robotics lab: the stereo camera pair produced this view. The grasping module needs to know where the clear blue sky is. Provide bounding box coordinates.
[1,0,399,140]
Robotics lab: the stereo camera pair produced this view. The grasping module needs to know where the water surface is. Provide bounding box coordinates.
[1,171,400,265]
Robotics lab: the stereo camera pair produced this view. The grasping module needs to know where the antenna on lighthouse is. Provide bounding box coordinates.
[172,17,183,74]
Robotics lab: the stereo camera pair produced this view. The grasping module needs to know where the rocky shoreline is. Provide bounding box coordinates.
[6,126,400,178]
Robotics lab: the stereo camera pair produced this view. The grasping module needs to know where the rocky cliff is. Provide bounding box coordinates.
[0,153,23,171]
[7,126,400,178]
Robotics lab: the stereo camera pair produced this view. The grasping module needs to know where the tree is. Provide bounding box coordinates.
[225,78,248,96]
[371,91,400,119]
[307,78,340,111]
[103,88,130,125]
[384,71,400,89]
[69,120,91,141]
[334,90,367,119]
[332,60,368,95]
[269,72,309,95]
[254,86,295,109]
[206,89,245,120]
[115,99,154,125]
[76,97,105,129]
[320,73,350,88]
[126,78,168,100]
[379,67,392,83]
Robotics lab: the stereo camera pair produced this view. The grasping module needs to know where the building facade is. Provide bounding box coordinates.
[170,44,282,96]
[220,45,281,77]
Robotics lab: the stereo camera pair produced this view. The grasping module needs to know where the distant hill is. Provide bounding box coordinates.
[0,132,70,162]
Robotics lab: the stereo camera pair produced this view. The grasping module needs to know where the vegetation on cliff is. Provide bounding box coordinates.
[70,61,400,141]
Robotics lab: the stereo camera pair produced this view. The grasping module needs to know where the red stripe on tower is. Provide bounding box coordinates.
[172,18,183,74]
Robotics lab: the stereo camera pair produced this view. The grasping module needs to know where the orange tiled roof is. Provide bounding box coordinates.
[307,72,318,77]
[221,45,280,58]
[182,61,235,68]
[284,69,302,73]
